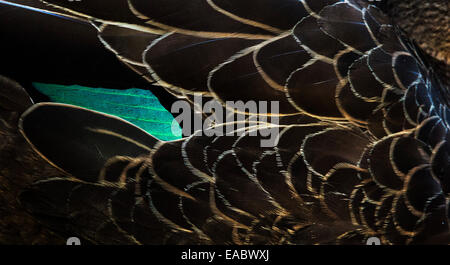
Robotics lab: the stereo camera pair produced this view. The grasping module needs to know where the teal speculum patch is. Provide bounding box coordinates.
[32,83,182,141]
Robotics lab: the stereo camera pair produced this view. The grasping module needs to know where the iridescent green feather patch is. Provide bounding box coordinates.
[32,83,182,141]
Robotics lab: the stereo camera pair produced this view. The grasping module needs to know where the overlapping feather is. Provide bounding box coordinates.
[2,0,449,244]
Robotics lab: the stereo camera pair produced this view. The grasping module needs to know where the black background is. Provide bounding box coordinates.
[0,245,441,264]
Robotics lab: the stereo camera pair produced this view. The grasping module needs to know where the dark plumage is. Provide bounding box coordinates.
[383,0,449,88]
[0,0,449,244]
